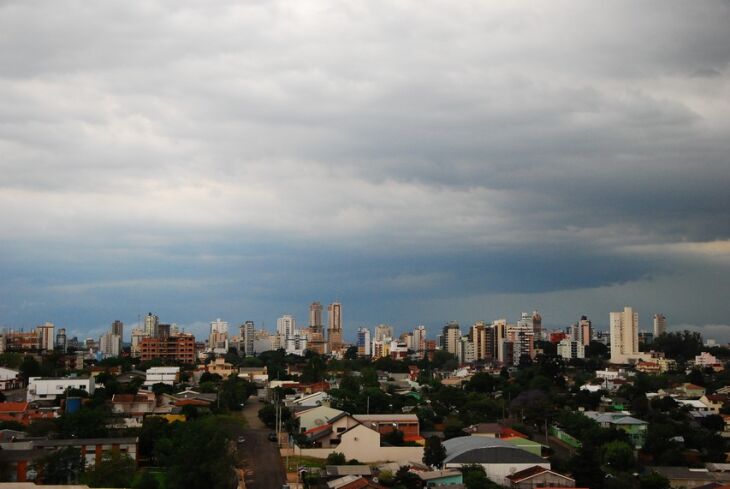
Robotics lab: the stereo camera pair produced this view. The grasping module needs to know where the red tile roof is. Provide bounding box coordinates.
[0,402,28,413]
[500,427,528,439]
[506,466,549,481]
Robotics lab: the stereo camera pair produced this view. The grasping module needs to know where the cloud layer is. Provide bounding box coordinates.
[1,1,729,341]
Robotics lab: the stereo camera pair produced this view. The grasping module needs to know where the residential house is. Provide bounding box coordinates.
[111,391,156,419]
[353,414,421,442]
[0,367,23,390]
[506,466,575,489]
[416,470,464,487]
[649,467,730,489]
[582,411,648,448]
[700,395,728,415]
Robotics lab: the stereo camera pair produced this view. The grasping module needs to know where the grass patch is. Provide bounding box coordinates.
[284,455,327,472]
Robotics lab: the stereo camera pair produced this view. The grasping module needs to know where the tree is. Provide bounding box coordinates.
[19,356,41,381]
[640,473,671,489]
[82,451,136,487]
[601,440,635,471]
[423,436,446,468]
[395,465,422,489]
[326,452,347,465]
[39,447,84,484]
[443,420,467,440]
[383,428,406,446]
[133,470,159,489]
[461,465,499,489]
[157,417,239,489]
[58,407,108,439]
[465,373,495,393]
[700,414,726,432]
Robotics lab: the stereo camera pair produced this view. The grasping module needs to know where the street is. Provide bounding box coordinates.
[239,397,286,489]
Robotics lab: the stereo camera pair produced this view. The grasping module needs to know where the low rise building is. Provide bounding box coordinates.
[144,367,180,387]
[26,377,95,402]
[506,466,575,489]
[0,367,23,390]
[582,411,647,448]
[442,436,549,486]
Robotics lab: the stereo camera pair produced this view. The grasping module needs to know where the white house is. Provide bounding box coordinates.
[0,367,23,390]
[27,377,95,402]
[144,367,180,386]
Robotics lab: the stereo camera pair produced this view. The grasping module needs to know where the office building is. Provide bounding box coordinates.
[610,307,640,364]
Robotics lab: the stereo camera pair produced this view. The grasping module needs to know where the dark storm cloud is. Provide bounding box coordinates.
[0,1,729,337]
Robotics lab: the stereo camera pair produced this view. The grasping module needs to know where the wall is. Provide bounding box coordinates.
[298,446,424,464]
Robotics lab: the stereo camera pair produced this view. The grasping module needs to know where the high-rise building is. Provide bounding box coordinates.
[327,302,343,353]
[492,319,507,362]
[55,328,67,353]
[532,311,543,340]
[610,307,640,364]
[276,315,296,339]
[653,314,666,338]
[111,320,124,339]
[508,316,535,365]
[356,327,371,356]
[99,331,122,357]
[144,313,159,338]
[101,320,124,356]
[208,318,229,353]
[309,302,323,328]
[470,321,488,361]
[442,321,461,357]
[557,338,585,360]
[570,316,592,347]
[306,302,326,355]
[241,321,255,356]
[36,322,55,352]
[413,325,427,356]
[374,324,393,342]
[130,328,145,358]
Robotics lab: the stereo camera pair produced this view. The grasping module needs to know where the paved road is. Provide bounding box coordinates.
[239,397,286,489]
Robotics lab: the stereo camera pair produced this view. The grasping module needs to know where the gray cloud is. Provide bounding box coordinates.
[0,1,729,338]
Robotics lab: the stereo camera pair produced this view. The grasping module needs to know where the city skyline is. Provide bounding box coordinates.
[1,2,729,343]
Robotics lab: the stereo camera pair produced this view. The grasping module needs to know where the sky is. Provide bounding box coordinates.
[1,1,729,343]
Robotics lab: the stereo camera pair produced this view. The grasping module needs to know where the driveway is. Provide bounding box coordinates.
[239,397,286,489]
